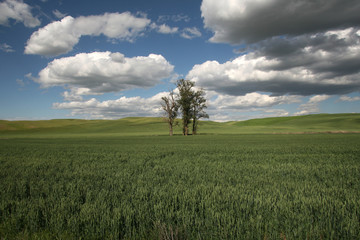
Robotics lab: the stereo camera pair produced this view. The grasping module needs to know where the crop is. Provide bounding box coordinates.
[1,134,360,239]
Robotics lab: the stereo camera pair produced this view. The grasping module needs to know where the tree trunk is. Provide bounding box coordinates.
[183,125,188,136]
[192,118,197,135]
[183,119,189,135]
[169,127,173,136]
[169,122,173,136]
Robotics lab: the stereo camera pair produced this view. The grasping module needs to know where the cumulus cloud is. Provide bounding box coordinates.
[25,12,151,56]
[210,92,300,110]
[53,90,297,120]
[294,95,331,115]
[198,0,360,119]
[53,92,168,119]
[25,16,79,56]
[154,23,178,34]
[201,0,360,44]
[203,92,299,121]
[187,28,360,96]
[25,11,202,56]
[34,51,174,96]
[0,0,40,27]
[61,89,87,102]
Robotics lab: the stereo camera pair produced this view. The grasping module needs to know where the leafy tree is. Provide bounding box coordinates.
[191,88,209,135]
[175,79,209,135]
[176,79,194,136]
[161,90,179,136]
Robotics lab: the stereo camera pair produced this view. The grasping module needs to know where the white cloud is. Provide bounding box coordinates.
[34,51,174,96]
[201,0,360,44]
[0,43,14,52]
[75,12,150,39]
[61,89,86,101]
[53,92,168,119]
[339,95,360,102]
[308,95,331,104]
[0,0,40,27]
[151,23,202,38]
[181,27,202,39]
[208,107,291,122]
[210,92,300,110]
[53,89,297,121]
[25,16,79,56]
[25,12,151,56]
[157,14,190,23]
[156,24,179,34]
[24,11,202,56]
[204,92,299,121]
[294,95,331,115]
[187,28,360,96]
[53,9,66,19]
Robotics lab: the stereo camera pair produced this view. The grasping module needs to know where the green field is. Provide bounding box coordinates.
[1,114,360,239]
[1,113,360,137]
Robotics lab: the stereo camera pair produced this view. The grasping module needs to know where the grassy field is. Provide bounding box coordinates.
[1,113,360,137]
[0,114,360,239]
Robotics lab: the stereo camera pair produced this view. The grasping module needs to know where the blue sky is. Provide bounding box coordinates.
[1,0,359,121]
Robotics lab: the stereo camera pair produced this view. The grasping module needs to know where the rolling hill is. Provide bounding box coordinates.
[0,113,359,137]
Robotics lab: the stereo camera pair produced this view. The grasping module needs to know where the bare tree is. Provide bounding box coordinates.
[161,90,178,136]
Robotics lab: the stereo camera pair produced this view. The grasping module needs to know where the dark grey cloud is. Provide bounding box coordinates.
[197,0,360,97]
[250,29,358,58]
[196,79,359,97]
[250,29,360,78]
[187,27,360,96]
[201,0,360,44]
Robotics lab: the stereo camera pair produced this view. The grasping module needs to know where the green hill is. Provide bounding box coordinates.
[0,117,170,137]
[226,113,360,134]
[0,113,359,137]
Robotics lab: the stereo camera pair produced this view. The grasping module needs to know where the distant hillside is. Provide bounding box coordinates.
[226,113,360,134]
[0,117,170,137]
[0,114,359,137]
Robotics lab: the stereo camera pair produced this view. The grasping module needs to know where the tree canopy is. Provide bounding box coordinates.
[161,79,208,136]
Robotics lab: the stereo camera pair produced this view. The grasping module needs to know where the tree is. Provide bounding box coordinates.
[176,79,194,136]
[161,90,179,136]
[163,79,209,136]
[191,89,209,135]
